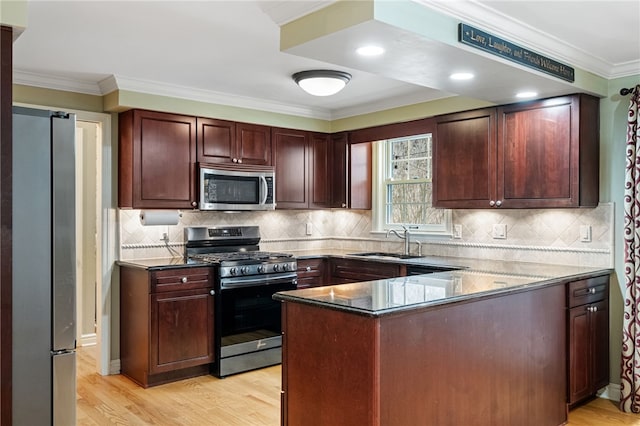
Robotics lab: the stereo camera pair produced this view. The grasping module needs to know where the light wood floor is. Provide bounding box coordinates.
[77,346,639,425]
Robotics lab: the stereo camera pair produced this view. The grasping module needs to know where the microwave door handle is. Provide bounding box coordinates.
[260,176,268,205]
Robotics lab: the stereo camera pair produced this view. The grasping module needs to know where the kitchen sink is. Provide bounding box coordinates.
[348,252,424,259]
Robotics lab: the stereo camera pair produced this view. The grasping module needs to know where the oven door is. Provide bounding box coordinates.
[215,272,297,377]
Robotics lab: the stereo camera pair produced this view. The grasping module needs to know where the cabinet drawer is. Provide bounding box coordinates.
[151,267,213,293]
[297,258,326,288]
[297,258,324,277]
[568,275,609,308]
[329,258,401,283]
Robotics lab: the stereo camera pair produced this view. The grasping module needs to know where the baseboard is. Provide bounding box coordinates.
[79,333,97,347]
[598,383,621,402]
[110,358,121,375]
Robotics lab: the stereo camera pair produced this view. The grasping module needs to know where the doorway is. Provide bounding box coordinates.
[75,121,99,349]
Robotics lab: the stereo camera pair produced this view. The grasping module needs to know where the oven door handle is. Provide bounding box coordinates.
[220,272,298,290]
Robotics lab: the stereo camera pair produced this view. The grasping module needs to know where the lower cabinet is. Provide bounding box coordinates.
[296,258,327,288]
[567,275,610,406]
[120,265,215,387]
[329,258,403,284]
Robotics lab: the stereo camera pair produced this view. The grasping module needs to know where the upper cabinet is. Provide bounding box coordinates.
[272,127,309,209]
[197,118,271,166]
[119,109,198,209]
[433,94,599,209]
[272,129,371,210]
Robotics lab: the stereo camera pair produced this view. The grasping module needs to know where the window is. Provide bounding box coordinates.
[373,133,451,235]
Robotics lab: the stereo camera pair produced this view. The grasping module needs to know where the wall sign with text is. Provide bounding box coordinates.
[458,23,575,83]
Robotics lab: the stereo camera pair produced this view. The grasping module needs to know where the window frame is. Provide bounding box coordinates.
[371,137,452,237]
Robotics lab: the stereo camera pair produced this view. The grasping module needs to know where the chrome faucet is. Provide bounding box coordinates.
[386,225,411,255]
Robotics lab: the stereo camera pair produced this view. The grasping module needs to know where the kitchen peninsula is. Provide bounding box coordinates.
[274,259,611,426]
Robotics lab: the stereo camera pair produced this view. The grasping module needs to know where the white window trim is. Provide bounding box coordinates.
[371,140,452,238]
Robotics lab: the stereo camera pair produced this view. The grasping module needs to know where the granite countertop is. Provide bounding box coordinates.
[118,250,612,317]
[117,257,195,270]
[274,249,613,317]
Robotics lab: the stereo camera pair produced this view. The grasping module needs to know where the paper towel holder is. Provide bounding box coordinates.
[139,210,182,226]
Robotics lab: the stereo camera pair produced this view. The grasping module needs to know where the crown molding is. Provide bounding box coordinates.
[110,75,334,120]
[13,69,103,95]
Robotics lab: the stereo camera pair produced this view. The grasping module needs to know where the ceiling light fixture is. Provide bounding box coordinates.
[516,91,538,99]
[356,45,384,56]
[450,72,474,81]
[292,70,352,96]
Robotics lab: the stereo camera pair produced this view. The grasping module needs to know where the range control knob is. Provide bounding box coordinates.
[257,265,265,273]
[273,264,280,272]
[282,263,289,271]
[229,267,237,276]
[240,267,249,275]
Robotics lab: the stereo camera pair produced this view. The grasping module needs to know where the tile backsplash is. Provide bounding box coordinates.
[119,203,613,268]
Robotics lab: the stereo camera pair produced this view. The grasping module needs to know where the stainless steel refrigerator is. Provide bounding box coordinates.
[12,106,77,425]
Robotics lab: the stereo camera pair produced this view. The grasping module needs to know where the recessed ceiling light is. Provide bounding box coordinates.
[356,45,384,56]
[516,91,538,99]
[450,72,474,80]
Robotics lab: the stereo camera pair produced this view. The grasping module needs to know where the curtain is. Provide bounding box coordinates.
[621,84,640,413]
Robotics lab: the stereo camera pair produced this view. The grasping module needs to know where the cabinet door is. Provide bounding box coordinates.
[119,109,197,209]
[349,142,372,210]
[433,108,497,208]
[497,96,576,208]
[236,123,272,165]
[197,117,236,164]
[330,133,348,208]
[273,128,309,209]
[591,299,609,392]
[150,288,215,374]
[568,305,591,404]
[310,133,331,208]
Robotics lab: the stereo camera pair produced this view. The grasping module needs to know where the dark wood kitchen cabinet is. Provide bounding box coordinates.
[120,265,215,388]
[567,274,609,407]
[330,133,372,209]
[433,94,599,208]
[296,258,327,288]
[329,258,403,284]
[309,132,332,208]
[272,127,309,209]
[271,128,332,209]
[119,109,198,209]
[197,117,271,165]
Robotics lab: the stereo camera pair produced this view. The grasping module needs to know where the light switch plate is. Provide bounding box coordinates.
[306,222,313,235]
[492,224,507,239]
[453,224,462,239]
[580,225,592,242]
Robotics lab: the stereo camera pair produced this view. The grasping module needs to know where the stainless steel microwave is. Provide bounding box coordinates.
[199,164,275,211]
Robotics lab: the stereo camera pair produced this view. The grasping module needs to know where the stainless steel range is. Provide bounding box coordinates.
[184,226,297,378]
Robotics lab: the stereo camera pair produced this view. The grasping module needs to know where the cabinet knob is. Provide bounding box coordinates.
[181,277,188,283]
[237,159,243,164]
[589,287,596,294]
[342,203,347,208]
[232,158,238,163]
[489,200,496,207]
[306,266,312,272]
[191,201,197,207]
[209,289,215,296]
[495,200,502,207]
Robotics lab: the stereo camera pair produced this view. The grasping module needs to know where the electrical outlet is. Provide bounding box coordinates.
[580,225,592,242]
[492,224,507,239]
[306,222,313,235]
[453,224,462,239]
